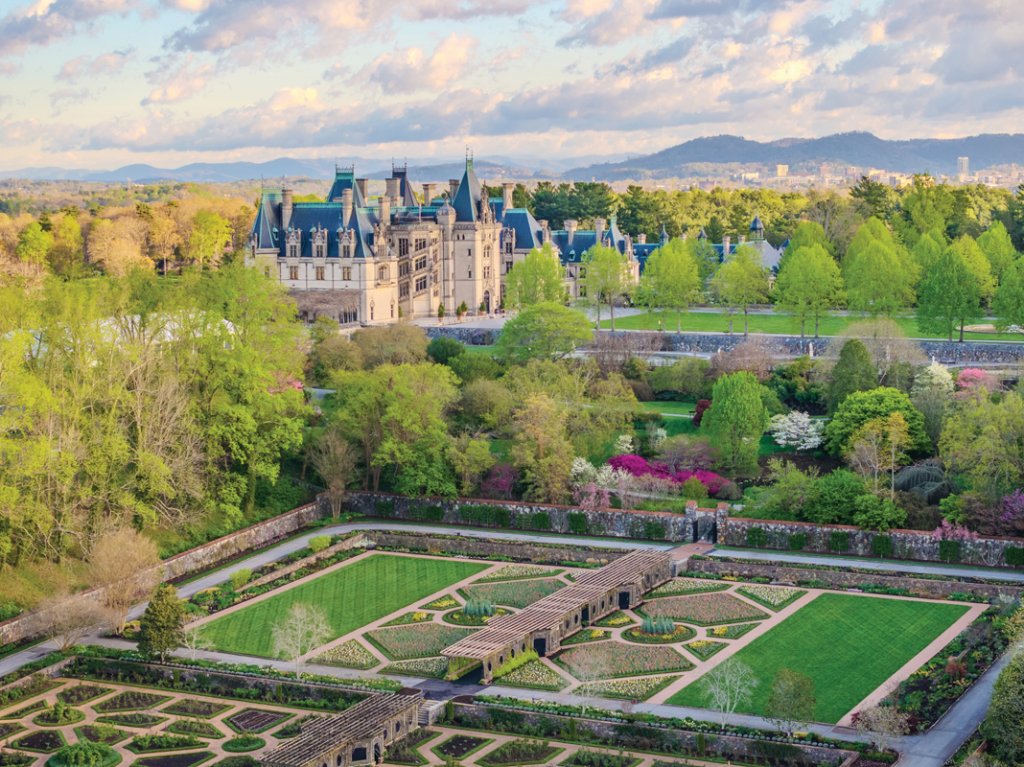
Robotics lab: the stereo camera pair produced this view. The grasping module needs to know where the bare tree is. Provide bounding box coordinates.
[180,624,214,661]
[271,603,331,676]
[308,428,357,519]
[33,591,107,651]
[854,705,910,752]
[701,659,758,728]
[88,528,161,635]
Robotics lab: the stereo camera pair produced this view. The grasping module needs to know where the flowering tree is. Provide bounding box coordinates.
[956,367,1000,396]
[1000,490,1024,535]
[932,518,978,541]
[769,412,825,451]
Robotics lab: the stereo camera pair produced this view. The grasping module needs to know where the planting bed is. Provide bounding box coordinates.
[33,705,85,726]
[130,752,214,767]
[594,612,634,628]
[707,623,758,639]
[313,640,378,670]
[384,729,438,766]
[162,701,231,719]
[127,734,203,753]
[0,754,33,767]
[562,628,610,646]
[684,640,727,660]
[479,739,564,766]
[381,611,433,627]
[642,593,768,626]
[166,721,224,739]
[574,676,677,701]
[0,722,25,739]
[76,725,131,745]
[94,692,172,713]
[736,585,806,611]
[225,709,290,734]
[432,734,492,760]
[556,642,693,680]
[96,714,167,729]
[648,579,730,598]
[622,624,695,644]
[443,607,510,626]
[381,658,448,679]
[494,661,568,691]
[1,702,46,720]
[270,716,314,740]
[367,623,475,660]
[14,730,66,753]
[562,750,640,767]
[199,554,487,657]
[475,564,563,582]
[222,736,265,753]
[57,685,113,706]
[462,578,566,608]
[421,595,459,611]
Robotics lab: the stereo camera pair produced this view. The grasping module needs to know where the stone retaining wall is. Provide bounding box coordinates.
[687,559,1022,600]
[240,533,371,592]
[371,531,624,567]
[450,700,858,767]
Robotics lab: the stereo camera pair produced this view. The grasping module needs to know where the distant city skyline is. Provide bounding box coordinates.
[1,0,1022,170]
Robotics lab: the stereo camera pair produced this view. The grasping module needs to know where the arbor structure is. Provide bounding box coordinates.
[582,245,631,330]
[137,584,186,660]
[774,243,843,337]
[701,372,769,475]
[504,244,566,310]
[638,238,700,332]
[710,245,770,335]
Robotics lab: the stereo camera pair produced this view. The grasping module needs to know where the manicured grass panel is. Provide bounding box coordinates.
[668,593,969,723]
[200,554,487,657]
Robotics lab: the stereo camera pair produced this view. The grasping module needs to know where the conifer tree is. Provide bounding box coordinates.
[137,584,186,661]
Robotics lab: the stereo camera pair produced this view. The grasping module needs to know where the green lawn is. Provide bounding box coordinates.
[602,310,1024,342]
[668,593,970,723]
[637,401,696,416]
[200,554,488,658]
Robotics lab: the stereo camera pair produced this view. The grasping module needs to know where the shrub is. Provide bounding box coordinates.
[229,569,253,591]
[568,512,588,535]
[308,535,331,554]
[746,528,767,548]
[681,477,708,501]
[463,599,496,619]
[715,481,742,501]
[829,531,850,552]
[427,336,466,364]
[788,533,807,551]
[1006,546,1024,567]
[641,615,675,635]
[939,540,961,563]
[692,399,711,427]
[871,535,893,558]
[52,742,116,767]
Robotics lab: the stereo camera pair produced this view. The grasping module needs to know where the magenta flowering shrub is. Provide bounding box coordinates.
[932,518,978,541]
[607,455,727,496]
[955,368,999,394]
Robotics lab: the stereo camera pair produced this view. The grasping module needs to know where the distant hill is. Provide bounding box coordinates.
[564,132,1024,179]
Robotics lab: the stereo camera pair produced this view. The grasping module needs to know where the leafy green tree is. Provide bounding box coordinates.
[916,246,981,342]
[911,362,954,446]
[137,584,186,661]
[426,336,465,365]
[994,258,1024,331]
[824,387,929,457]
[582,244,631,330]
[495,303,592,364]
[701,372,769,475]
[774,243,843,337]
[15,222,53,266]
[48,213,84,276]
[807,469,865,524]
[638,238,700,331]
[977,220,1017,281]
[447,434,496,496]
[982,651,1024,765]
[826,339,876,412]
[910,228,946,275]
[851,493,906,532]
[940,391,1024,501]
[352,323,427,367]
[767,669,816,737]
[504,244,566,310]
[782,221,834,261]
[512,393,574,503]
[185,210,231,267]
[843,218,917,316]
[710,245,770,335]
[949,235,995,305]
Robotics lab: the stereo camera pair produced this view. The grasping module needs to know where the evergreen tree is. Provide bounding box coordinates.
[916,246,981,342]
[826,339,876,412]
[137,584,186,661]
[774,243,843,337]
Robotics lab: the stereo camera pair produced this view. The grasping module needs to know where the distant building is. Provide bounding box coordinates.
[957,156,970,181]
[776,164,789,178]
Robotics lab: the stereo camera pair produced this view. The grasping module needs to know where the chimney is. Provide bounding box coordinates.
[422,183,436,205]
[738,234,746,244]
[564,219,578,245]
[385,177,400,206]
[539,220,550,244]
[281,188,294,230]
[722,235,731,256]
[449,178,460,200]
[378,194,390,225]
[502,182,514,210]
[594,217,605,241]
[637,233,647,244]
[341,188,353,225]
[355,178,368,201]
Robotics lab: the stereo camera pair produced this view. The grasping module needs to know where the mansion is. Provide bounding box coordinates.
[247,159,781,325]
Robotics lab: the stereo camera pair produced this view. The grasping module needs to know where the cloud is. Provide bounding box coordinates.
[142,56,212,104]
[362,34,477,94]
[0,0,135,57]
[58,48,133,81]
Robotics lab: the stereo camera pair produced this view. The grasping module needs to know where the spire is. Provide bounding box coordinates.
[660,224,669,245]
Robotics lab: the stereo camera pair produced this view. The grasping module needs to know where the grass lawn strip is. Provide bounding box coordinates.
[479,739,564,766]
[735,585,806,611]
[574,676,678,701]
[366,623,475,660]
[647,579,730,598]
[312,639,378,670]
[380,657,449,679]
[473,564,564,583]
[642,593,769,626]
[668,593,971,723]
[431,734,493,761]
[462,578,566,608]
[199,554,487,657]
[556,642,693,681]
[493,660,568,691]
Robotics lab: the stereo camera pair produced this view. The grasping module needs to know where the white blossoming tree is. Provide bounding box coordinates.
[769,411,825,451]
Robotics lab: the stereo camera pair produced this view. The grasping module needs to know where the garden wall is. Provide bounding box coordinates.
[240,533,371,592]
[450,700,859,767]
[0,502,326,647]
[370,531,625,567]
[719,517,1024,569]
[687,559,1023,601]
[345,492,695,541]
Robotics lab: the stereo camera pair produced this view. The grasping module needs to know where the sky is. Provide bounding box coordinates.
[0,0,1022,170]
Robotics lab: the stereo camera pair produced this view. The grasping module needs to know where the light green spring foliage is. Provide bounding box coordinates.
[842,217,918,316]
[976,220,1018,281]
[774,243,843,337]
[495,303,593,364]
[638,237,700,330]
[701,371,769,475]
[916,245,982,341]
[504,244,566,310]
[581,244,632,329]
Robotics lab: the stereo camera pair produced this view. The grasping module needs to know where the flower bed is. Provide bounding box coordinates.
[57,685,113,706]
[594,612,634,628]
[561,749,641,767]
[384,729,438,766]
[562,629,610,646]
[0,753,33,767]
[33,703,85,727]
[479,739,564,766]
[222,736,265,754]
[76,726,131,745]
[166,721,224,740]
[475,565,563,583]
[647,579,729,598]
[443,607,510,626]
[130,752,214,767]
[313,640,378,670]
[684,640,727,660]
[127,734,203,754]
[210,759,257,767]
[608,454,727,495]
[642,594,768,626]
[707,623,758,639]
[225,710,290,734]
[0,722,24,739]
[462,579,566,609]
[94,692,172,713]
[13,730,66,753]
[96,715,167,729]
[366,623,475,660]
[1,701,46,720]
[736,585,806,611]
[574,676,677,701]
[421,595,459,610]
[432,734,492,760]
[622,624,695,644]
[382,611,433,627]
[161,701,231,719]
[555,642,693,681]
[492,661,567,691]
[381,657,449,679]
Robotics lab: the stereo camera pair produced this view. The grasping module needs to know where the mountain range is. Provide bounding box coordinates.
[3,132,1023,183]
